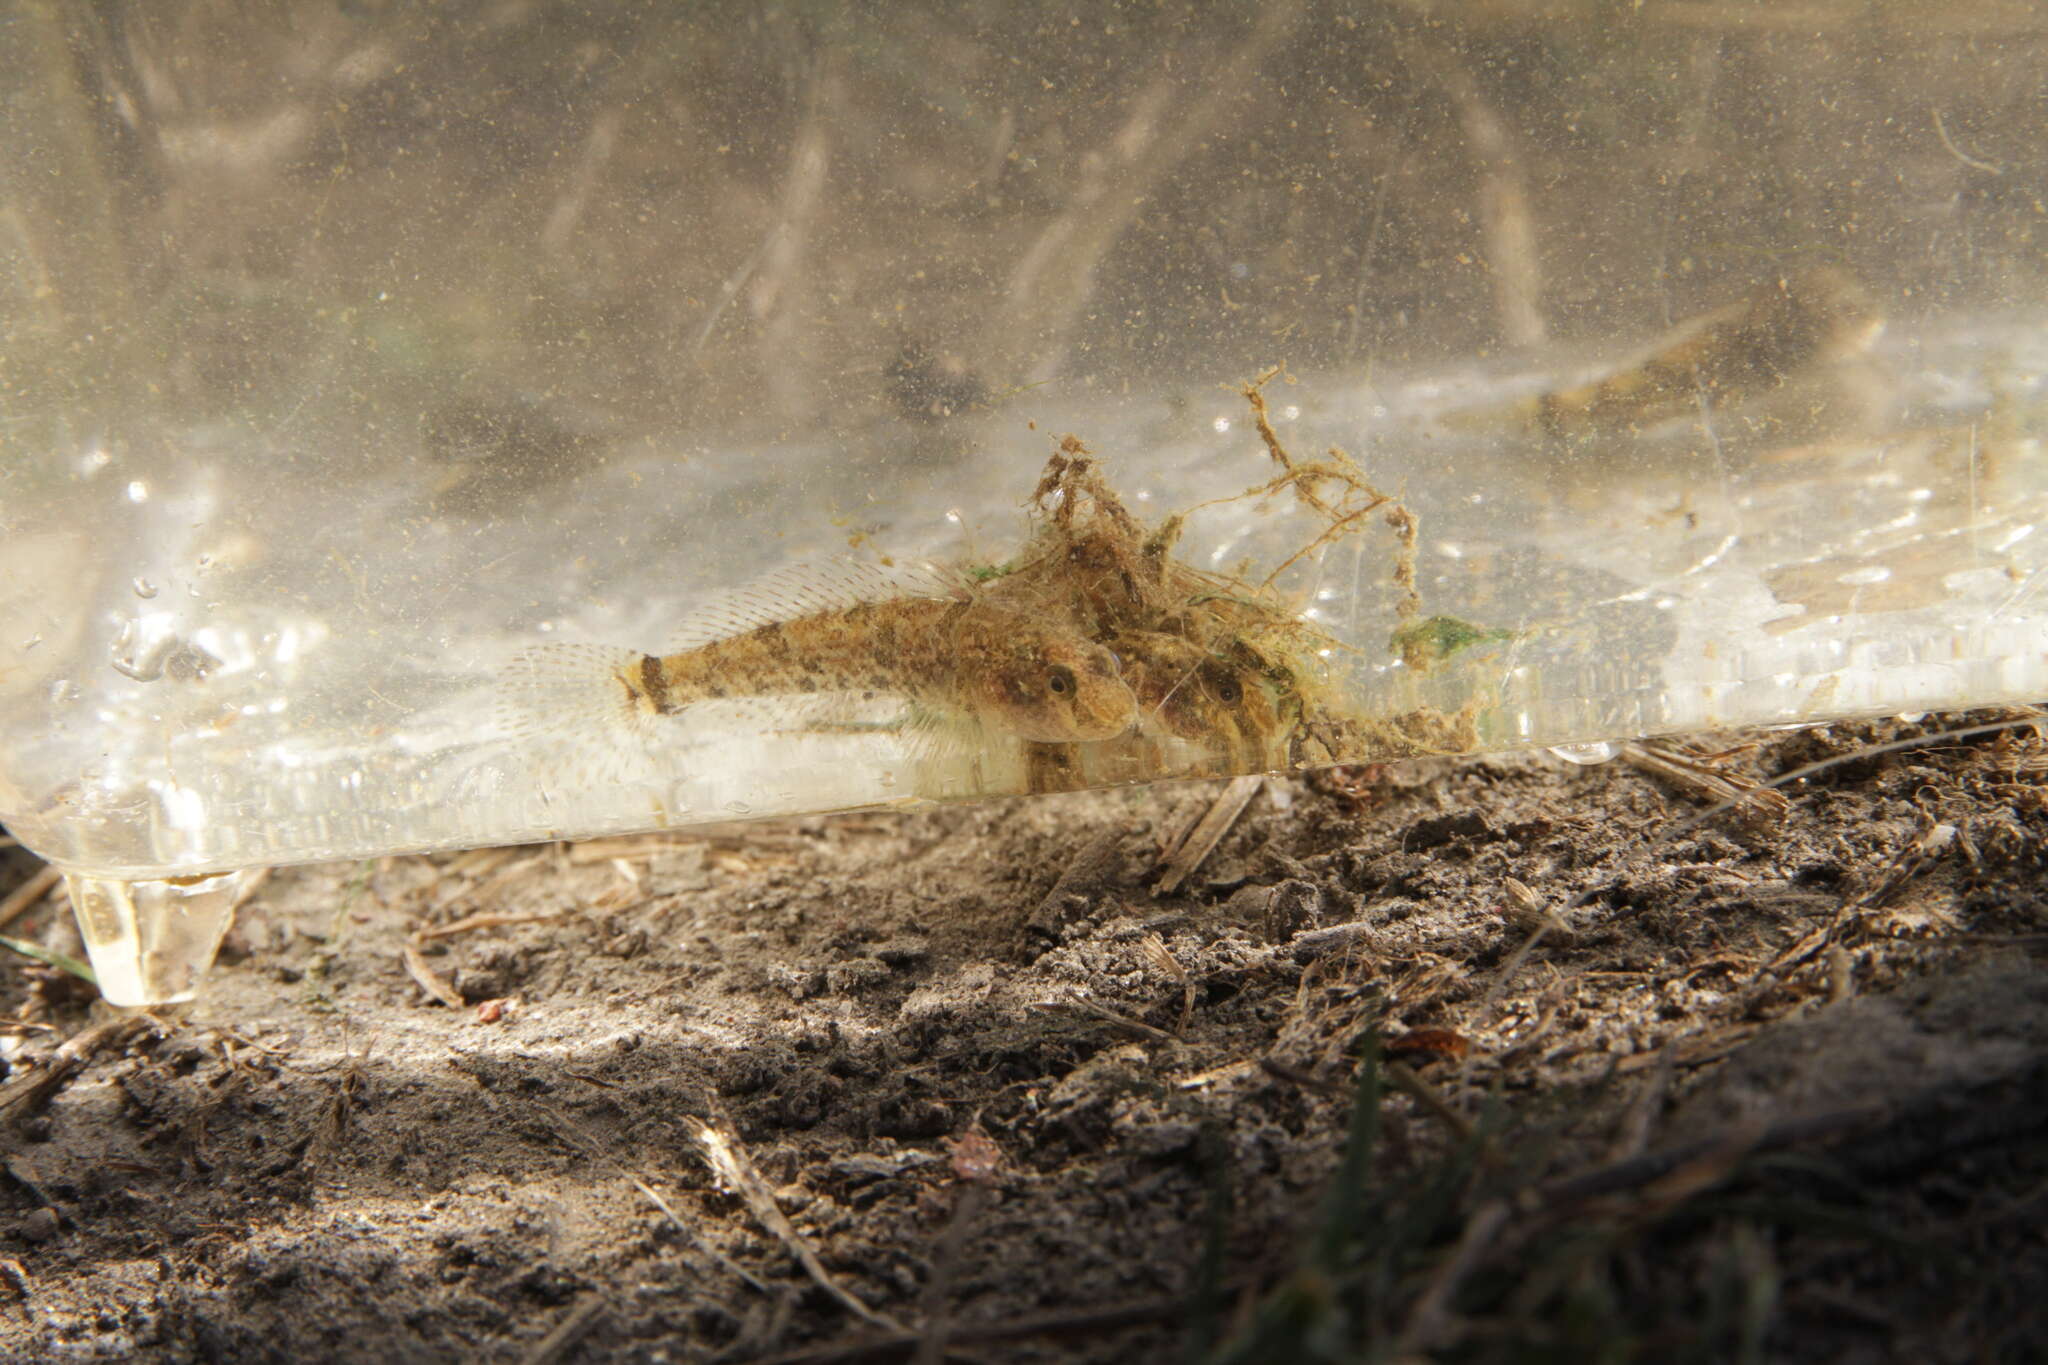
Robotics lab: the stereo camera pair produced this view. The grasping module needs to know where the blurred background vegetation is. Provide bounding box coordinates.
[2,0,2043,453]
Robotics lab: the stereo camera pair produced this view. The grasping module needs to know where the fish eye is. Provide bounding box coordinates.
[1212,675,1242,704]
[1047,666,1076,696]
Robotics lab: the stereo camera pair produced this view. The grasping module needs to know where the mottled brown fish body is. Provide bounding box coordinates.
[624,597,1134,744]
[1536,268,1884,440]
[641,599,957,710]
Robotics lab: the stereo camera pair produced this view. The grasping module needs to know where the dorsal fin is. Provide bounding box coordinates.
[665,558,970,652]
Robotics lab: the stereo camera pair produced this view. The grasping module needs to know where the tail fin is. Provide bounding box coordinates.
[494,643,663,784]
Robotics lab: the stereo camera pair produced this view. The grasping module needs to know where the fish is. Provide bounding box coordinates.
[1530,267,1885,441]
[1025,628,1303,791]
[980,448,1341,787]
[499,561,1137,765]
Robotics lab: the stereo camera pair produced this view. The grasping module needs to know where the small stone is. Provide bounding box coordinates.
[20,1207,58,1243]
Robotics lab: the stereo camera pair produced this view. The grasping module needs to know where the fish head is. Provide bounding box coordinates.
[970,629,1136,743]
[1118,631,1296,767]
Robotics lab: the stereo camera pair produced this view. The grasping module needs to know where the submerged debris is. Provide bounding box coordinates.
[1527,267,1886,441]
[1390,615,1519,673]
[981,373,1482,790]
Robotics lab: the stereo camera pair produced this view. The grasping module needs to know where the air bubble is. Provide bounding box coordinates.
[1549,741,1618,766]
[132,578,158,599]
[1835,565,1891,587]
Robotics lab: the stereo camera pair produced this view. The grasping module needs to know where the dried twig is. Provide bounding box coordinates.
[1418,41,1547,347]
[564,837,685,865]
[1613,1025,1755,1075]
[912,1130,1004,1365]
[1257,1055,1348,1096]
[1608,1047,1676,1162]
[1156,776,1264,895]
[1932,107,2003,175]
[229,866,272,912]
[1849,819,1957,913]
[1760,819,1957,977]
[1528,1102,1884,1214]
[987,2,1306,382]
[1661,716,2046,840]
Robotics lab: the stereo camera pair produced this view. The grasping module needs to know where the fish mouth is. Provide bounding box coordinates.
[1066,688,1140,742]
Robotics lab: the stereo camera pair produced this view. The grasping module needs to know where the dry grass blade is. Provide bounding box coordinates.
[687,1115,906,1333]
[1139,933,1196,1036]
[1393,1198,1511,1355]
[1530,1102,1887,1214]
[1156,776,1264,895]
[1033,992,1178,1045]
[229,866,272,911]
[1608,1046,1677,1161]
[1760,817,1962,979]
[0,1015,154,1116]
[444,846,519,880]
[518,1292,607,1365]
[0,865,62,932]
[1385,1059,1475,1141]
[565,837,681,864]
[1763,923,1834,978]
[1849,819,1957,911]
[626,1175,769,1294]
[401,940,464,1009]
[417,910,567,942]
[1660,716,2047,840]
[535,1100,769,1295]
[743,1288,1218,1365]
[1623,741,1792,822]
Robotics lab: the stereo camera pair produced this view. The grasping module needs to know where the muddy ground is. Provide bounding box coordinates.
[0,714,2043,1364]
